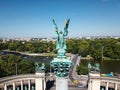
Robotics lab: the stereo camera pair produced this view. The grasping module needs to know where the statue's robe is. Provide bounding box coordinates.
[55,30,68,50]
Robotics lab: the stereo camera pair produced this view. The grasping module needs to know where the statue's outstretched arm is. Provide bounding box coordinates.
[53,19,58,34]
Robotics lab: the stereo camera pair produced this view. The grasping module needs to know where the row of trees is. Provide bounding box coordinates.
[0,54,51,78]
[0,41,54,53]
[67,38,120,60]
[0,54,35,77]
[0,38,120,60]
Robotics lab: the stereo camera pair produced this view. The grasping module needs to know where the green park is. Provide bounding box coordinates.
[0,37,120,77]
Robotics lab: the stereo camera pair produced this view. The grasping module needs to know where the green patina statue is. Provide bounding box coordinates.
[88,62,100,72]
[53,19,70,58]
[35,62,45,72]
[51,19,72,77]
[53,19,70,50]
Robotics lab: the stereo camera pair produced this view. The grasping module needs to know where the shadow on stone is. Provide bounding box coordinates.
[46,79,55,90]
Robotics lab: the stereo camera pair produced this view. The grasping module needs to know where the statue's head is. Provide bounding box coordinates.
[60,31,62,34]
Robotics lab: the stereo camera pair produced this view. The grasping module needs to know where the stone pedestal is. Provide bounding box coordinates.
[88,72,100,90]
[56,77,68,90]
[35,72,45,90]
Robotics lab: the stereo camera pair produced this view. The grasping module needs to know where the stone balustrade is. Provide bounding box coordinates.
[0,74,120,90]
[0,74,46,90]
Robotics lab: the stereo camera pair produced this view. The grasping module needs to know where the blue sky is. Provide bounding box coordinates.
[0,0,120,38]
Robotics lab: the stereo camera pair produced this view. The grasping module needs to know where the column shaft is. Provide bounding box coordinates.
[28,79,31,90]
[4,83,7,90]
[106,82,108,90]
[13,82,15,90]
[115,83,117,90]
[88,80,91,90]
[21,80,23,90]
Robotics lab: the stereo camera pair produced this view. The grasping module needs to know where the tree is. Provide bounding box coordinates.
[8,43,18,51]
[18,59,35,74]
[89,40,102,60]
[78,40,89,57]
[66,39,79,54]
[112,44,120,59]
[24,43,33,51]
[76,65,88,75]
[0,59,6,77]
[0,54,35,77]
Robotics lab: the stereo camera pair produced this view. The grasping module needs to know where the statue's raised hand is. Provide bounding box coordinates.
[55,29,58,32]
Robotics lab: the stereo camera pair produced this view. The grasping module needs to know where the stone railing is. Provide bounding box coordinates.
[0,74,46,90]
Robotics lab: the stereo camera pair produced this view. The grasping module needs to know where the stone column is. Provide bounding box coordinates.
[106,82,108,90]
[13,82,15,90]
[42,78,45,90]
[115,83,117,90]
[88,72,100,90]
[35,72,45,90]
[28,79,31,90]
[43,76,46,90]
[56,77,68,90]
[21,80,23,90]
[4,83,7,90]
[88,80,91,90]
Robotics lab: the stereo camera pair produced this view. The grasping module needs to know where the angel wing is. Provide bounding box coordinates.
[64,19,70,30]
[52,19,58,31]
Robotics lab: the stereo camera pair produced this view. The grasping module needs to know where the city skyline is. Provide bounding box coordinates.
[0,0,120,38]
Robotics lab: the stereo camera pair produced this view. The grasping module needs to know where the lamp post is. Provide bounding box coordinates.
[15,63,17,75]
[50,63,51,79]
[102,46,104,61]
